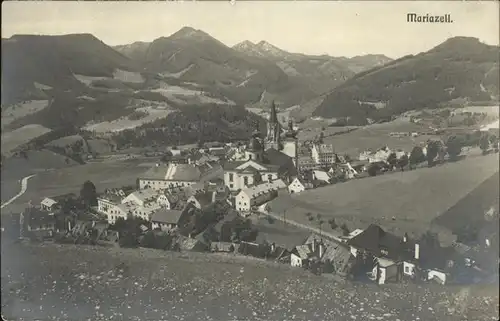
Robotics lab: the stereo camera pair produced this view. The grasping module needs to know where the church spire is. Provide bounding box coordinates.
[269,100,278,124]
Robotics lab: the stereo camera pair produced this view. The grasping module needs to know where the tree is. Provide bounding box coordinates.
[386,153,398,169]
[426,140,439,167]
[446,135,463,161]
[409,146,425,169]
[328,218,338,230]
[490,135,499,152]
[318,132,325,144]
[341,223,350,236]
[80,180,97,207]
[397,154,409,172]
[367,163,380,176]
[479,134,490,155]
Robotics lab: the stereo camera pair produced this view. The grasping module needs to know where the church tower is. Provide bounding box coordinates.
[264,101,281,150]
[282,118,299,166]
[245,121,264,161]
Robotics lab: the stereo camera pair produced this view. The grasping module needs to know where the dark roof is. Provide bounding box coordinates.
[347,224,412,261]
[320,242,353,274]
[151,209,184,224]
[248,137,263,152]
[191,191,214,208]
[213,211,240,234]
[24,207,56,227]
[222,161,247,170]
[223,160,281,173]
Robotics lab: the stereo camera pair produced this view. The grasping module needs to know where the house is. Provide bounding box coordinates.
[291,244,315,267]
[297,154,317,172]
[311,144,335,165]
[97,197,134,224]
[238,241,269,258]
[288,177,313,194]
[223,159,283,192]
[235,179,287,212]
[320,241,355,276]
[173,235,208,252]
[40,197,58,212]
[312,170,331,183]
[151,209,184,231]
[264,243,290,262]
[347,224,417,284]
[138,162,223,190]
[329,163,358,180]
[130,203,162,221]
[156,193,178,209]
[372,257,400,284]
[187,191,215,210]
[22,207,56,238]
[349,160,369,173]
[122,189,159,207]
[210,242,236,253]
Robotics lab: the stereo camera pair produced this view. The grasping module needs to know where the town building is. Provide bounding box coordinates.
[151,209,184,231]
[223,159,282,192]
[187,191,216,210]
[234,179,287,212]
[121,189,159,207]
[138,162,223,190]
[288,177,314,194]
[311,143,336,165]
[347,224,417,284]
[40,197,59,212]
[156,193,178,210]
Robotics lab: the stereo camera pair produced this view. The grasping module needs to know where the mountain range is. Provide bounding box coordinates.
[2,27,498,142]
[312,37,499,123]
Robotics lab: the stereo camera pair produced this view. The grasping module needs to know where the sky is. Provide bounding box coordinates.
[2,1,499,59]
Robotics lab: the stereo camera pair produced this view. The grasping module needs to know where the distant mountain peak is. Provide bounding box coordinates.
[233,40,256,50]
[170,26,211,40]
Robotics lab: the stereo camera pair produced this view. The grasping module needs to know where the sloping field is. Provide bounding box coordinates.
[84,106,176,133]
[1,242,497,321]
[45,135,86,150]
[2,159,149,212]
[112,69,144,83]
[1,100,50,128]
[269,154,499,237]
[1,150,79,204]
[433,171,499,233]
[317,119,438,156]
[1,124,52,155]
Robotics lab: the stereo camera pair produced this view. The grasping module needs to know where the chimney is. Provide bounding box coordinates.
[318,241,324,258]
[403,233,408,243]
[271,242,276,252]
[312,238,317,253]
[211,191,216,203]
[414,243,420,260]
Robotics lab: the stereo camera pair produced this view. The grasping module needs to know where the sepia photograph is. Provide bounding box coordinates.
[1,1,499,320]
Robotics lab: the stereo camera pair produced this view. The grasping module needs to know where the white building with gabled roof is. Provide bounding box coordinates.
[121,189,159,207]
[235,179,286,212]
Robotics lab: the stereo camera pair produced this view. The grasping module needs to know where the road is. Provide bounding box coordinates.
[1,174,35,210]
[259,207,344,243]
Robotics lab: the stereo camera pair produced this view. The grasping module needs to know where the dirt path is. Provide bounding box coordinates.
[1,174,35,210]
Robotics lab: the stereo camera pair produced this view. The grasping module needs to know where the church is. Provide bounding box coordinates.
[222,101,299,192]
[261,100,299,165]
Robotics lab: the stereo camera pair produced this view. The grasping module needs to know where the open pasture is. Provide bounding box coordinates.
[2,158,151,212]
[269,153,499,237]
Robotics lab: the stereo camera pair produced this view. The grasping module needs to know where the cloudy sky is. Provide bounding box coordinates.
[2,1,498,59]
